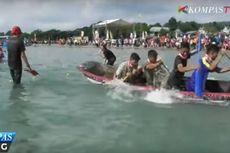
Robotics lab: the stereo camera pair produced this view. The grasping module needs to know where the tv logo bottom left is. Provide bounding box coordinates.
[0,132,16,152]
[0,143,10,152]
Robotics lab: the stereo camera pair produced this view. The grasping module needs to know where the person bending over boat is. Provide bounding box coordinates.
[7,26,33,84]
[144,49,169,88]
[99,41,116,66]
[115,52,143,84]
[186,45,230,98]
[166,42,198,90]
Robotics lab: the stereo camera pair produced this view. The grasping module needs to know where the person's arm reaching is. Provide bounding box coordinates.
[177,64,198,72]
[218,67,230,73]
[203,53,223,71]
[98,50,105,58]
[145,60,162,70]
[21,51,32,71]
[115,62,125,79]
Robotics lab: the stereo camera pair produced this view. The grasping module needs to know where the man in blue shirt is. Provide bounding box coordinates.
[186,44,230,97]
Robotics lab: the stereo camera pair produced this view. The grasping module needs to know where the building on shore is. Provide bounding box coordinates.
[149,27,169,36]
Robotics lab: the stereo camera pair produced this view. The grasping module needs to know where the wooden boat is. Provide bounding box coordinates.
[78,61,230,101]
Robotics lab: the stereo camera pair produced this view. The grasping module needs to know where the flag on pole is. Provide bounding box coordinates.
[196,33,201,53]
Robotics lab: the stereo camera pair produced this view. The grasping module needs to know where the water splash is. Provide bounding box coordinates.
[106,80,144,103]
[105,80,229,107]
[106,80,183,104]
[106,86,136,103]
[144,89,182,104]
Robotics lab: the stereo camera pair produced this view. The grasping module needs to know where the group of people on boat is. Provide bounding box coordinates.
[99,40,230,98]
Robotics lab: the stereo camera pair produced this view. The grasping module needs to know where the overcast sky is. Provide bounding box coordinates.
[0,0,229,33]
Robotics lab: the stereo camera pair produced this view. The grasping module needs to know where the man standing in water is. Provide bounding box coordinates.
[7,26,33,84]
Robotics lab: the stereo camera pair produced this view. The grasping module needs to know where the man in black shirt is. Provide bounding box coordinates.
[99,41,116,66]
[166,42,198,90]
[7,26,33,84]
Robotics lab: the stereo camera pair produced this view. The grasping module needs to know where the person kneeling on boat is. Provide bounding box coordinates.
[166,42,199,90]
[186,44,230,98]
[115,52,144,84]
[99,41,116,66]
[144,49,169,88]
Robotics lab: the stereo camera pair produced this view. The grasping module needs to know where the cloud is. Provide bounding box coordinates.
[0,0,229,33]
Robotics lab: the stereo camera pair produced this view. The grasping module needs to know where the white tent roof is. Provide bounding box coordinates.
[150,27,169,32]
[222,27,230,34]
[94,19,132,28]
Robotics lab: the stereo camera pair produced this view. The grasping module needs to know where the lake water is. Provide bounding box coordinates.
[0,45,230,153]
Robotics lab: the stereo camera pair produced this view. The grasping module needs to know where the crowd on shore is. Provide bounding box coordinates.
[146,34,230,49]
[96,33,230,50]
[1,31,228,50]
[58,32,230,50]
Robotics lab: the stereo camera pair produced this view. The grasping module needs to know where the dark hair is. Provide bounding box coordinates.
[178,42,190,50]
[130,52,140,61]
[206,44,220,54]
[148,50,158,59]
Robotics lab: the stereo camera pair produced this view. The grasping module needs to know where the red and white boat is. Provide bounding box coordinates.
[78,61,230,101]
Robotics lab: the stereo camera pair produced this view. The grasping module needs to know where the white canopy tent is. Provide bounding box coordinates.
[93,19,132,40]
[94,19,132,28]
[222,27,230,34]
